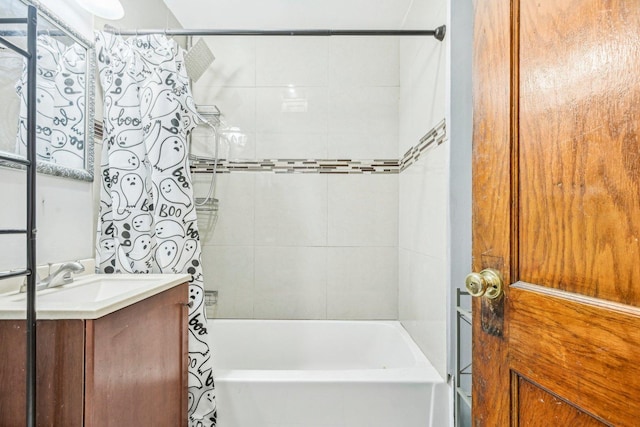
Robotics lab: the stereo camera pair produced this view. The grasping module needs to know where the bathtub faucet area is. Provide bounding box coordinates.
[19,261,85,293]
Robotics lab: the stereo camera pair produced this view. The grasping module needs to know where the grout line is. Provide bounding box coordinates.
[250,172,256,318]
[399,0,416,29]
[325,173,329,319]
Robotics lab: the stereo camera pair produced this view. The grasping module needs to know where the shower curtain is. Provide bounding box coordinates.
[94,32,216,426]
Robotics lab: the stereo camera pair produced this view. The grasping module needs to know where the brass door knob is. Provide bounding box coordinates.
[465,268,503,299]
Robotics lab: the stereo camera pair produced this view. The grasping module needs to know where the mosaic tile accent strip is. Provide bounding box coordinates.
[94,120,104,140]
[189,119,446,175]
[400,119,447,172]
[190,158,399,174]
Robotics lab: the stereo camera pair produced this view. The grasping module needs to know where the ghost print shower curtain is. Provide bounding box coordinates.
[94,32,216,426]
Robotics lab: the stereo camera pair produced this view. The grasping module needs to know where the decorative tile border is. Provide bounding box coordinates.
[190,158,400,174]
[93,119,447,175]
[400,119,447,172]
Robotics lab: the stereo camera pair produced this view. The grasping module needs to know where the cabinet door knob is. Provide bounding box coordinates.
[465,268,503,299]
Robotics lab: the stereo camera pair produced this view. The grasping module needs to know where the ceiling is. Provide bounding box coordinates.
[163,0,418,30]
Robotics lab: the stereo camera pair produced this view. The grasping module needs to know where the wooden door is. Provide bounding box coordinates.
[472,0,640,425]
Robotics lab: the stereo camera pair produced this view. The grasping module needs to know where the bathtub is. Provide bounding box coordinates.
[209,320,448,427]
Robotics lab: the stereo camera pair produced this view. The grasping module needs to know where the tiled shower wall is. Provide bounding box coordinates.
[191,36,400,319]
[398,0,448,380]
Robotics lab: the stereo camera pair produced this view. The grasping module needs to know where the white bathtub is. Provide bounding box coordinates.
[209,320,447,427]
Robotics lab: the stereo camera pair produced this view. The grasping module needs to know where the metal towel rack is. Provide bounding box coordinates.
[0,5,38,426]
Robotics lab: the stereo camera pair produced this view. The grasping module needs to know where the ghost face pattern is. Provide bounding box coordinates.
[156,219,185,239]
[120,173,144,208]
[108,150,141,171]
[173,239,198,274]
[156,240,178,269]
[159,178,191,207]
[128,235,152,260]
[132,213,153,232]
[95,31,215,427]
[148,136,185,172]
[116,128,144,149]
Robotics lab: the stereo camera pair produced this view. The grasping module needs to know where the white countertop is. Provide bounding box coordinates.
[0,273,191,320]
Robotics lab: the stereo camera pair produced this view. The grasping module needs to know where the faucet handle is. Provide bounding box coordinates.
[20,270,42,293]
[61,271,74,284]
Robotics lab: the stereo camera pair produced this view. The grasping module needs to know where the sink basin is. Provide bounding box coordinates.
[0,273,191,320]
[9,276,162,303]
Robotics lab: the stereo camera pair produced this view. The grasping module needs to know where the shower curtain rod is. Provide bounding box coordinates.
[103,24,446,41]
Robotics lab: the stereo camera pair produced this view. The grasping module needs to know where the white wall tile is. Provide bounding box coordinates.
[255,173,328,246]
[191,130,256,161]
[329,87,399,135]
[398,37,446,156]
[194,87,257,133]
[195,173,255,246]
[327,247,398,319]
[255,132,327,159]
[328,86,398,158]
[254,246,327,319]
[201,245,254,318]
[256,87,328,135]
[212,288,255,319]
[217,131,256,160]
[201,245,254,291]
[191,87,257,160]
[256,37,328,87]
[328,174,397,247]
[398,249,447,378]
[400,0,447,31]
[329,37,399,87]
[192,37,256,87]
[399,151,447,257]
[328,132,398,160]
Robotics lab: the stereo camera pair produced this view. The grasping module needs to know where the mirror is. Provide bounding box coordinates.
[0,0,95,181]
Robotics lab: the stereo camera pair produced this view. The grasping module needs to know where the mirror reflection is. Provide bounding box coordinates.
[0,0,94,180]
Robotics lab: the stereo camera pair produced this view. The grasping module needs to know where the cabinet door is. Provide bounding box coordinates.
[84,283,188,427]
[0,320,85,427]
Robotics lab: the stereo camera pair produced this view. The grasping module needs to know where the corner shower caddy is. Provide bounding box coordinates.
[0,5,38,426]
[189,104,222,213]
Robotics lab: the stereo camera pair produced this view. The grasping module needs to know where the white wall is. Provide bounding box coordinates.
[0,0,95,293]
[192,36,400,319]
[397,0,448,380]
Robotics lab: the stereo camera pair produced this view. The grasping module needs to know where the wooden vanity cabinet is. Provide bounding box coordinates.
[0,282,188,427]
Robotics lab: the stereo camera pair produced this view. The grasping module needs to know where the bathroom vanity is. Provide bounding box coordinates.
[0,274,190,426]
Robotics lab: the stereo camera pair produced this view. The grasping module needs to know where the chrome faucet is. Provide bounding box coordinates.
[19,261,85,293]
